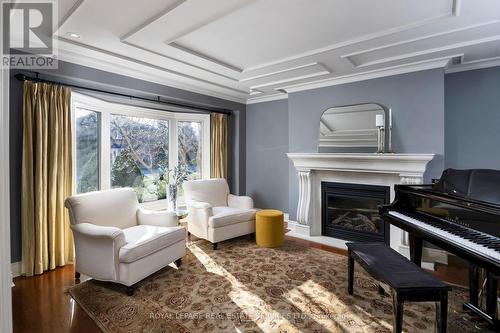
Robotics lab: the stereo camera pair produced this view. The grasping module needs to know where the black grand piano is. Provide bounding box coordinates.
[380,168,500,328]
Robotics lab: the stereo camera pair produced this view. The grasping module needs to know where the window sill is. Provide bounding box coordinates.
[139,199,168,211]
[139,199,186,212]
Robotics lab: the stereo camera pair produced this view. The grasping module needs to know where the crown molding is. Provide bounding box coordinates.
[120,40,240,82]
[445,56,500,73]
[246,92,288,104]
[245,55,455,104]
[55,47,248,104]
[348,33,500,68]
[280,55,455,93]
[341,20,500,62]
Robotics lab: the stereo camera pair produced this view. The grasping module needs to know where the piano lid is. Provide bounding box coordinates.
[432,169,500,206]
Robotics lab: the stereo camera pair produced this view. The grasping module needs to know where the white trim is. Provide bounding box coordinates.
[168,42,243,73]
[0,62,13,332]
[341,20,500,67]
[246,56,453,104]
[240,62,327,82]
[71,93,210,196]
[350,35,500,69]
[55,46,247,104]
[119,0,187,41]
[242,1,458,73]
[287,153,436,175]
[246,92,288,104]
[249,69,331,90]
[399,245,449,265]
[280,56,454,93]
[446,56,500,73]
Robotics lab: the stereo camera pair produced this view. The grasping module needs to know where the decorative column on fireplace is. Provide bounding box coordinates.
[321,182,390,243]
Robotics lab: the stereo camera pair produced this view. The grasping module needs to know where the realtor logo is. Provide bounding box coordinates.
[1,0,58,68]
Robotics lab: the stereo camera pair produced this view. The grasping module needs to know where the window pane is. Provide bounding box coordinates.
[75,108,99,194]
[110,114,169,203]
[178,121,202,180]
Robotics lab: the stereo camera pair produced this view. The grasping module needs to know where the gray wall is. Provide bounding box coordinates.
[287,69,445,219]
[445,66,500,169]
[9,60,246,263]
[245,69,446,220]
[246,99,289,212]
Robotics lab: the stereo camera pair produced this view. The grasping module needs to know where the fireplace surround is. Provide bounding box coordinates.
[287,153,435,252]
[321,182,390,243]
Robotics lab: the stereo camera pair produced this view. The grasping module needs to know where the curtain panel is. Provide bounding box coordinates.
[22,81,74,276]
[210,113,228,179]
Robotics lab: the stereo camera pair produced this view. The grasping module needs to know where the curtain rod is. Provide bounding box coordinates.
[14,73,233,116]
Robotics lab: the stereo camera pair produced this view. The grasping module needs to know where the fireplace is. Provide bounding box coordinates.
[321,182,390,243]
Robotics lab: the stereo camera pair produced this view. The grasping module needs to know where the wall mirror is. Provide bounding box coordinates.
[318,103,388,153]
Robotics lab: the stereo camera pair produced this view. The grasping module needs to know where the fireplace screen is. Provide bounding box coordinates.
[321,182,390,242]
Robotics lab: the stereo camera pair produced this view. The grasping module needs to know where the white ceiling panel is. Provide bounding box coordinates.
[44,0,500,103]
[175,0,454,69]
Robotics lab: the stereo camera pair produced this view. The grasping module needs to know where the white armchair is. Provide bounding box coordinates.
[183,179,256,249]
[65,188,185,295]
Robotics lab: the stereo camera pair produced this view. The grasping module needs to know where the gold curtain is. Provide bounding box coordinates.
[210,113,228,179]
[22,81,74,276]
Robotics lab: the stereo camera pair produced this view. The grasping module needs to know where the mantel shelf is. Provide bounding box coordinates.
[287,153,435,177]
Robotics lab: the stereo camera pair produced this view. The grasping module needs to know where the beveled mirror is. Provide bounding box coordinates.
[318,103,387,153]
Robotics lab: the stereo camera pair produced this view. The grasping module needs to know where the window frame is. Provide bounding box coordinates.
[71,92,211,199]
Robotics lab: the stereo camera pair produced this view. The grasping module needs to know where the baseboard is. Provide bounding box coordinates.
[398,245,449,265]
[286,219,310,237]
[399,244,449,270]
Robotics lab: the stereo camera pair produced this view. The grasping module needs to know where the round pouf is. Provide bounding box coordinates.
[256,209,285,248]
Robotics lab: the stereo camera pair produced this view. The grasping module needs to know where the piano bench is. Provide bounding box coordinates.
[346,242,452,333]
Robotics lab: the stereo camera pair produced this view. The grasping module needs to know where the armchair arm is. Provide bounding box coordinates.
[71,223,124,239]
[186,200,213,239]
[187,200,212,210]
[137,208,178,227]
[228,194,254,210]
[71,223,126,281]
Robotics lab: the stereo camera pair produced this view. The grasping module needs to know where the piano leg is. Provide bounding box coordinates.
[408,234,423,267]
[463,266,499,329]
[486,272,498,323]
[468,264,480,307]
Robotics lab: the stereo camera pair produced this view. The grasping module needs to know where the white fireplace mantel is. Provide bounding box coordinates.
[287,152,435,252]
[287,153,435,179]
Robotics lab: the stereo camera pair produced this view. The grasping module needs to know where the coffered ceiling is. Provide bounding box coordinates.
[50,0,500,104]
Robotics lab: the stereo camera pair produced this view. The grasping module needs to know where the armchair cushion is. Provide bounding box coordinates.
[137,209,178,227]
[119,225,185,263]
[209,207,257,228]
[65,188,139,229]
[228,194,254,210]
[183,179,229,207]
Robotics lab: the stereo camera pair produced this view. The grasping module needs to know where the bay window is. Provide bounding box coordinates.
[72,93,210,204]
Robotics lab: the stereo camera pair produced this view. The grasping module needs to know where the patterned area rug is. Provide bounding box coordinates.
[68,239,491,332]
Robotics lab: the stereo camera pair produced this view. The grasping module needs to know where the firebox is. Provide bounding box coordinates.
[321,182,390,243]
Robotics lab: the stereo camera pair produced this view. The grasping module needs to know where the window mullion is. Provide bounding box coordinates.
[170,118,178,171]
[203,116,210,179]
[100,111,111,190]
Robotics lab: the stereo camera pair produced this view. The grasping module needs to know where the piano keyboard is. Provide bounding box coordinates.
[388,210,500,262]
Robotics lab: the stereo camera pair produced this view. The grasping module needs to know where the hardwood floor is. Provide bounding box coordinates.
[12,264,99,333]
[12,235,469,333]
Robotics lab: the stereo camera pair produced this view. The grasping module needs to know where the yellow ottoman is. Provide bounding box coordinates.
[256,209,284,248]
